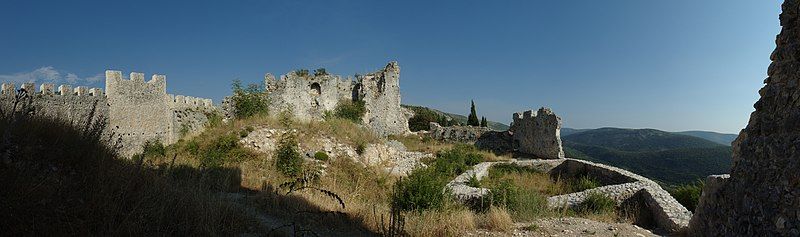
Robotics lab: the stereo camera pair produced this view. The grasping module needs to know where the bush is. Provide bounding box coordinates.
[231,80,269,118]
[200,134,241,168]
[185,140,200,156]
[205,112,223,128]
[391,168,449,212]
[142,139,166,159]
[355,142,366,155]
[489,179,519,208]
[334,100,366,122]
[275,132,303,177]
[467,174,481,188]
[432,144,484,177]
[578,192,616,214]
[670,181,704,211]
[408,108,441,132]
[572,176,600,192]
[313,151,329,161]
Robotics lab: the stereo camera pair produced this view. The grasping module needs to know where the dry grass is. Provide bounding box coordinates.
[390,134,454,153]
[0,112,258,235]
[478,207,514,232]
[404,208,477,237]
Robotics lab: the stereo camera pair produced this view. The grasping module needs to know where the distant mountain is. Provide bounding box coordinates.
[561,128,591,136]
[402,105,510,131]
[562,127,732,185]
[675,131,738,146]
[563,128,723,152]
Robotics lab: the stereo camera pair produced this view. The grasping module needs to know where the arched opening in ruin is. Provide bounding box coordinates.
[310,83,321,95]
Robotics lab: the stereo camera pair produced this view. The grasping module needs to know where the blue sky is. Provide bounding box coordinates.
[0,0,782,133]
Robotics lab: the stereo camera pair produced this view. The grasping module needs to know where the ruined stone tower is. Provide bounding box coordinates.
[510,107,564,159]
[264,61,410,136]
[689,0,800,235]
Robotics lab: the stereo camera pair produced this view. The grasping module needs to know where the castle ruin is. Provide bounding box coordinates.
[689,0,800,235]
[1,71,217,157]
[510,107,565,159]
[264,61,410,136]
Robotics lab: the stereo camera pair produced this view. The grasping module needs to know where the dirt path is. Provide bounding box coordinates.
[467,217,657,237]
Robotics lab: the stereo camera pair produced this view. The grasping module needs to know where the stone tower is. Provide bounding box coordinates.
[359,61,410,137]
[689,0,800,235]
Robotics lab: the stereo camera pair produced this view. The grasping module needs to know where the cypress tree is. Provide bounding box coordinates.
[480,116,488,127]
[467,100,479,126]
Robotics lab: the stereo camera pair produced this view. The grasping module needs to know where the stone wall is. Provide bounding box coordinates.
[265,72,353,121]
[0,83,109,127]
[689,0,800,235]
[263,61,410,136]
[447,159,692,234]
[427,122,491,143]
[510,107,564,159]
[1,71,218,157]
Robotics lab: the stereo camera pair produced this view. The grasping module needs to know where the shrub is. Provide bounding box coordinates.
[135,139,166,163]
[334,100,366,122]
[572,176,600,192]
[313,68,328,76]
[274,131,303,177]
[355,142,366,155]
[142,139,166,159]
[408,107,441,131]
[432,144,484,177]
[185,140,200,156]
[467,174,481,188]
[295,69,309,77]
[180,122,191,137]
[200,134,241,168]
[489,179,519,208]
[670,181,704,211]
[391,168,449,212]
[313,151,329,161]
[205,112,223,128]
[578,192,616,214]
[231,80,269,118]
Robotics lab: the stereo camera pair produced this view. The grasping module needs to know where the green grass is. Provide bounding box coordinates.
[669,180,704,211]
[577,192,616,215]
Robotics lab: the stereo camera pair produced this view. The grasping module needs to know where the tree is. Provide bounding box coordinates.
[313,68,328,76]
[231,80,269,118]
[467,100,479,126]
[480,116,488,127]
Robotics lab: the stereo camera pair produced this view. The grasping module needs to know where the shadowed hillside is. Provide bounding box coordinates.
[562,128,732,185]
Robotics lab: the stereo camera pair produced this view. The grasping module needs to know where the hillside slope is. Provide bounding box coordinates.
[562,128,732,185]
[563,128,723,152]
[675,130,738,146]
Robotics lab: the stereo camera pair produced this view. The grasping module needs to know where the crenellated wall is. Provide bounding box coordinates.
[1,70,218,157]
[0,82,109,128]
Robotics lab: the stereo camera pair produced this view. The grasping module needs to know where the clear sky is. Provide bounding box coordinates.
[0,0,783,133]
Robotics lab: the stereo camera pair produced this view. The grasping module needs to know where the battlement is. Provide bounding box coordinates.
[105,70,167,96]
[169,94,213,108]
[0,82,104,97]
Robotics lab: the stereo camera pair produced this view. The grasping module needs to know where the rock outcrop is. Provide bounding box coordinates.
[689,1,800,235]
